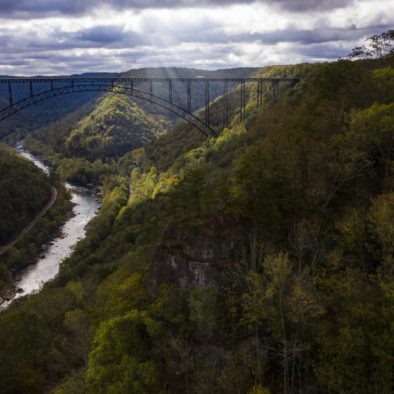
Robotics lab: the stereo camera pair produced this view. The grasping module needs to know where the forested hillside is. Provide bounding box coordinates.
[26,93,166,157]
[22,94,166,185]
[0,53,393,394]
[0,145,51,245]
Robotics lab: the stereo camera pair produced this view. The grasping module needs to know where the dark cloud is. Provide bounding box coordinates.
[0,25,149,55]
[272,0,354,12]
[76,26,125,43]
[246,24,392,45]
[0,0,356,18]
[0,0,242,16]
[131,21,391,47]
[73,25,150,46]
[296,43,350,59]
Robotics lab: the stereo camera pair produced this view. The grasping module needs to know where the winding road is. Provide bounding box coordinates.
[0,185,58,257]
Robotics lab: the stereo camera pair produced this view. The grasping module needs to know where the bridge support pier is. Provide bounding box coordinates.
[8,81,13,106]
[187,80,192,113]
[240,81,246,120]
[223,80,228,128]
[29,80,33,98]
[256,81,263,107]
[273,80,279,97]
[169,80,173,104]
[205,81,210,128]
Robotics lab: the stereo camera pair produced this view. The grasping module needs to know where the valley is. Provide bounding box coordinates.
[0,53,393,393]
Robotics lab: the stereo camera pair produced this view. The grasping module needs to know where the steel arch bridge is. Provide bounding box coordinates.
[0,77,300,137]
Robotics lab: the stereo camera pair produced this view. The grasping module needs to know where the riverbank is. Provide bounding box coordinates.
[0,209,73,305]
[0,147,100,309]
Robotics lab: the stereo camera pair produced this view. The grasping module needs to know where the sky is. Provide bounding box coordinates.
[0,0,392,75]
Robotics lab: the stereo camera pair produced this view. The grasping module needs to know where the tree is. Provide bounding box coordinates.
[242,253,321,393]
[85,311,162,394]
[348,30,394,59]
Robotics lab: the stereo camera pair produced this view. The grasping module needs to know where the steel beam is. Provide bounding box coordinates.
[29,80,33,98]
[257,81,263,107]
[0,77,300,84]
[240,82,243,120]
[240,81,246,120]
[243,82,246,115]
[169,80,173,104]
[205,80,210,127]
[187,80,192,113]
[273,80,279,96]
[260,81,263,105]
[223,80,228,128]
[8,81,13,106]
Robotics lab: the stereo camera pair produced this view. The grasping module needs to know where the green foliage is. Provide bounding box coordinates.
[64,95,165,160]
[86,311,161,394]
[348,29,394,59]
[0,59,393,393]
[0,144,51,244]
[372,67,394,103]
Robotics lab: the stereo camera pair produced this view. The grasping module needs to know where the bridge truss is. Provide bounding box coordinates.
[0,76,300,137]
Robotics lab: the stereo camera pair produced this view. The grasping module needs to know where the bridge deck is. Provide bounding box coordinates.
[0,77,300,84]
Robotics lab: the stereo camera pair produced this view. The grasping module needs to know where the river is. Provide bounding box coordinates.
[1,146,99,308]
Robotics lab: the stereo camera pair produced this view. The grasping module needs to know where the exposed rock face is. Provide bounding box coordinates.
[149,217,241,291]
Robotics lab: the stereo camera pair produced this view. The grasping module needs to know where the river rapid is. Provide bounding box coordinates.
[1,146,99,308]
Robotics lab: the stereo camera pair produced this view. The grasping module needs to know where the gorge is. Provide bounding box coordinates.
[0,36,393,393]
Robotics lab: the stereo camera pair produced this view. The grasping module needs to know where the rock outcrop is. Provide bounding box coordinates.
[149,217,241,291]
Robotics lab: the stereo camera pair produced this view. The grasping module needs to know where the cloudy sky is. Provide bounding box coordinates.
[0,0,392,75]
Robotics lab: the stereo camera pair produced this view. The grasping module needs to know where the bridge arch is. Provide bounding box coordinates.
[0,83,214,137]
[0,77,300,139]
